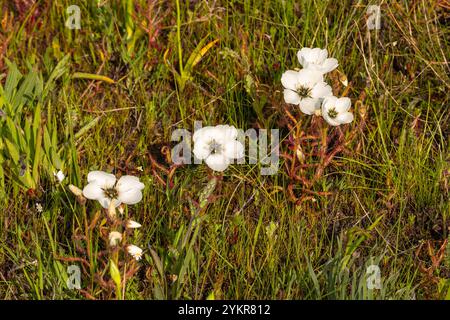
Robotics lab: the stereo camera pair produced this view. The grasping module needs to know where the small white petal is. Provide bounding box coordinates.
[281,70,300,91]
[322,113,340,126]
[193,140,211,159]
[218,125,238,141]
[193,126,225,145]
[297,47,337,74]
[223,140,244,159]
[297,47,311,67]
[335,97,351,113]
[205,153,230,172]
[336,112,354,124]
[321,58,338,73]
[311,82,333,99]
[283,89,301,105]
[54,170,65,183]
[299,98,318,115]
[296,68,323,87]
[87,171,116,188]
[82,182,104,200]
[116,176,145,205]
[118,189,143,205]
[193,126,214,142]
[116,175,145,193]
[98,197,121,209]
[317,49,329,63]
[322,96,338,112]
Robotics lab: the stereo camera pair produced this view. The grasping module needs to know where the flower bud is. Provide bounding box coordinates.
[108,231,122,247]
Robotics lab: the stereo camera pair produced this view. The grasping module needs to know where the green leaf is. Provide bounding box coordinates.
[4,138,20,164]
[109,260,122,299]
[43,55,70,98]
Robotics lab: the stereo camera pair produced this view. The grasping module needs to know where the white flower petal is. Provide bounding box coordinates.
[336,112,354,124]
[116,175,145,193]
[299,98,318,115]
[116,176,144,205]
[310,48,326,64]
[323,114,340,126]
[192,126,209,142]
[218,125,238,141]
[205,153,230,172]
[297,47,312,67]
[283,89,301,105]
[297,47,337,74]
[317,49,328,63]
[193,140,211,159]
[311,82,333,99]
[118,189,143,205]
[322,96,338,112]
[298,47,329,66]
[54,170,65,183]
[335,97,351,113]
[87,171,116,188]
[281,70,300,91]
[82,182,104,200]
[321,58,338,73]
[223,140,244,159]
[98,197,121,209]
[297,68,323,87]
[193,126,225,145]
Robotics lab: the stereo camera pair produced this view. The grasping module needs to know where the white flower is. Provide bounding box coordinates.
[321,96,354,126]
[54,170,65,183]
[127,245,143,261]
[35,203,43,213]
[126,220,142,229]
[193,125,244,172]
[82,171,145,209]
[297,47,338,74]
[281,69,332,115]
[108,231,122,247]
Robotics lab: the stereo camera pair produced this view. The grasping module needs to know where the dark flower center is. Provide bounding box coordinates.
[327,107,338,119]
[296,85,312,98]
[209,140,223,154]
[103,187,118,199]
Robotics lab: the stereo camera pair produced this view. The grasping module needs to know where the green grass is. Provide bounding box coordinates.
[0,0,449,299]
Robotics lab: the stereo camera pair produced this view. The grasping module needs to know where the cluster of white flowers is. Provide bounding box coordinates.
[193,125,244,172]
[78,170,145,261]
[281,47,353,126]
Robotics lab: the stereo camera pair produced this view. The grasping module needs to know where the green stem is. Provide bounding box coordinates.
[175,0,183,75]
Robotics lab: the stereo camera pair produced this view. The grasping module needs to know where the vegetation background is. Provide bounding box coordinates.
[0,0,449,299]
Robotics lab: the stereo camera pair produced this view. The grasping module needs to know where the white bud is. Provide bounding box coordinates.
[108,231,122,247]
[68,184,83,197]
[126,220,142,229]
[54,170,65,183]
